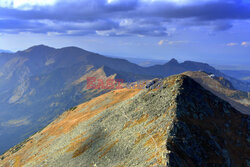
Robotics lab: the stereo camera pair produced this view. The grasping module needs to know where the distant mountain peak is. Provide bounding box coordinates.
[24,45,55,53]
[60,46,84,50]
[167,58,179,64]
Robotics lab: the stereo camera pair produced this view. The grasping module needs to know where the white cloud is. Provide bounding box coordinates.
[120,19,133,27]
[47,32,62,36]
[96,29,125,36]
[158,39,188,46]
[167,40,187,45]
[107,0,120,4]
[226,41,250,47]
[0,0,57,9]
[1,118,30,127]
[226,42,238,46]
[241,41,250,47]
[158,40,164,45]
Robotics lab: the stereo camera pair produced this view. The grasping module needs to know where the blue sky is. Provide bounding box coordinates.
[0,0,250,67]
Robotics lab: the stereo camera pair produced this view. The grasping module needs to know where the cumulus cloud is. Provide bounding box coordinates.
[0,0,249,36]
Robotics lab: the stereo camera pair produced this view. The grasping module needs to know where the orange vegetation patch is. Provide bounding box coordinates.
[146,150,165,166]
[147,125,158,134]
[72,142,90,158]
[40,88,141,138]
[134,133,147,145]
[146,154,155,162]
[13,156,21,167]
[66,135,89,152]
[145,116,160,126]
[122,121,134,130]
[134,114,149,125]
[2,163,10,167]
[123,114,149,130]
[144,130,167,148]
[72,135,102,158]
[32,154,47,163]
[70,132,87,142]
[0,138,38,166]
[99,139,119,158]
[156,153,164,165]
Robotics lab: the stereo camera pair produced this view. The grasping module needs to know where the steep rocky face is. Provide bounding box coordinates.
[166,75,249,166]
[0,75,248,167]
[184,71,250,114]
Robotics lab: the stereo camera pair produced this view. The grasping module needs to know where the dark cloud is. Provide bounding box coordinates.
[176,1,250,20]
[212,22,233,31]
[0,0,249,36]
[0,19,44,29]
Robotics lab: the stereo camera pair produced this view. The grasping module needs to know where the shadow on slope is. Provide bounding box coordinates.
[167,76,248,166]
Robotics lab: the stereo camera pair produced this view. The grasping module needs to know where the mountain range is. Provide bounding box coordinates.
[0,49,12,53]
[0,74,248,166]
[123,57,167,67]
[0,45,249,155]
[222,70,250,82]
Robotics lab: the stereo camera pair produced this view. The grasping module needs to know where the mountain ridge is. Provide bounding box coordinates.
[11,45,250,91]
[0,74,248,166]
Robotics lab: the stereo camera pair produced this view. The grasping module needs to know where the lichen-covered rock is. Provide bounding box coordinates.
[0,74,248,167]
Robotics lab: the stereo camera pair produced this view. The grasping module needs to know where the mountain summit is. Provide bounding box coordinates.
[1,74,248,166]
[167,58,178,65]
